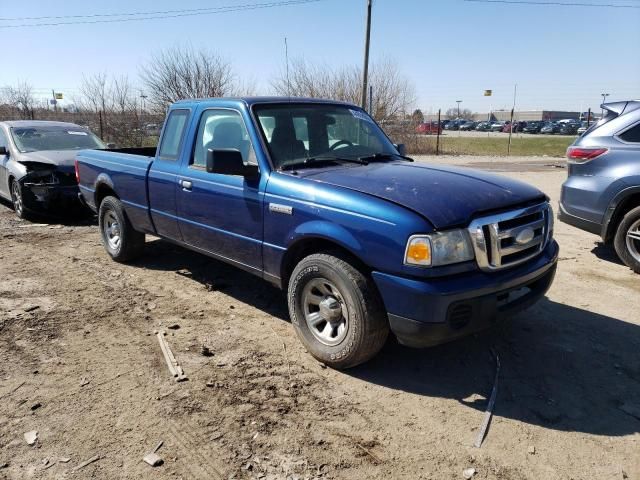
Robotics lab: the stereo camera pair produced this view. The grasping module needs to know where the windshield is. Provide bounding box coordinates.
[253,103,398,169]
[10,126,105,153]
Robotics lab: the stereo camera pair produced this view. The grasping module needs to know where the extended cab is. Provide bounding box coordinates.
[76,97,558,368]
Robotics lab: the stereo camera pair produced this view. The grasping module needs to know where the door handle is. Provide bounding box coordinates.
[180,179,192,191]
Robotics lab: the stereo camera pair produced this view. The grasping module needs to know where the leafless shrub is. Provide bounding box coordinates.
[140,46,237,113]
[271,57,416,124]
[1,81,36,119]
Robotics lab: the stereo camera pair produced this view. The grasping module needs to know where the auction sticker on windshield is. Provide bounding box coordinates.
[349,109,374,124]
[68,131,88,135]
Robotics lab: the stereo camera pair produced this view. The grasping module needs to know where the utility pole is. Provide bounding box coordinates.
[508,84,517,156]
[52,89,57,113]
[360,0,372,109]
[600,93,609,118]
[140,92,148,116]
[456,100,462,119]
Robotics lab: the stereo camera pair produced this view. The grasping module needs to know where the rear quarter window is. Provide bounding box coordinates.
[158,109,190,160]
[619,123,640,143]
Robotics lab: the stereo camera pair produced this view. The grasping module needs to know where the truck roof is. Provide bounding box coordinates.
[172,96,358,109]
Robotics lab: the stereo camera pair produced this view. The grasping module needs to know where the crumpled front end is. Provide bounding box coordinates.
[19,163,82,214]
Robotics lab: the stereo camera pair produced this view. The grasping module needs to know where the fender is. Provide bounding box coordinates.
[287,220,363,256]
[602,185,640,240]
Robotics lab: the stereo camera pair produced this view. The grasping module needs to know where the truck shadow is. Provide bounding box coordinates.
[138,238,640,437]
[348,298,640,437]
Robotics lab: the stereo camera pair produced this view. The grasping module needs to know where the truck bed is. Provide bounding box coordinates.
[76,148,155,233]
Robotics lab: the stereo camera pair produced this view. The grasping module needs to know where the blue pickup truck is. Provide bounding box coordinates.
[76,97,558,368]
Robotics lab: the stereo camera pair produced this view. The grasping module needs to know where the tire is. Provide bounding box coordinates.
[98,196,145,262]
[10,178,33,221]
[614,205,640,274]
[287,252,389,369]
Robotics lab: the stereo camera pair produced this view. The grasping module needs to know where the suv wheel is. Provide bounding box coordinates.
[287,252,389,369]
[614,205,640,274]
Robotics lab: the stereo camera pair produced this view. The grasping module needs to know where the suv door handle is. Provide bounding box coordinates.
[180,179,192,191]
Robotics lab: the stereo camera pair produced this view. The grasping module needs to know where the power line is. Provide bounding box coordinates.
[0,0,325,28]
[463,0,640,7]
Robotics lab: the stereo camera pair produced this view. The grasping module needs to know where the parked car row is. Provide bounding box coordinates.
[415,118,588,135]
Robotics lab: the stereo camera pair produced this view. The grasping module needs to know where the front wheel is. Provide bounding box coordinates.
[614,206,640,274]
[98,196,145,262]
[10,179,32,220]
[287,253,389,369]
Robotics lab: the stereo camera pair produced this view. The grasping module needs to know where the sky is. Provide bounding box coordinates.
[1,0,639,114]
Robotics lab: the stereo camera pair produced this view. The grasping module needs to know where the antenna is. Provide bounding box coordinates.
[284,37,291,99]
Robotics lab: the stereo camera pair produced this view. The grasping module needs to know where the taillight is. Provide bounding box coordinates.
[566,146,608,163]
[74,159,80,183]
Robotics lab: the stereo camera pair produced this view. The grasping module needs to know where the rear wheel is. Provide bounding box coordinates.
[287,252,389,369]
[614,205,640,274]
[98,196,145,262]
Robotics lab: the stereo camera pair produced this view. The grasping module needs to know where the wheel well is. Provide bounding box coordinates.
[280,238,368,288]
[95,183,118,209]
[606,193,640,243]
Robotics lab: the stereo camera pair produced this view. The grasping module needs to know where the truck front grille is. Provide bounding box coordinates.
[468,202,553,272]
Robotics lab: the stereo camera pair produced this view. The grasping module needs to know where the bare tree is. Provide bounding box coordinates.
[79,72,110,114]
[140,46,237,113]
[271,58,416,123]
[1,81,36,119]
[445,107,473,120]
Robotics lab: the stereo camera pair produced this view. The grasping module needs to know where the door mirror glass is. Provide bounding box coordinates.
[206,149,259,178]
[0,146,7,156]
[395,143,406,156]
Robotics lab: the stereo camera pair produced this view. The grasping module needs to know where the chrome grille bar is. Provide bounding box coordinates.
[468,203,552,271]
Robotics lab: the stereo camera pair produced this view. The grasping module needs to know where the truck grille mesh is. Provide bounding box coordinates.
[468,203,553,271]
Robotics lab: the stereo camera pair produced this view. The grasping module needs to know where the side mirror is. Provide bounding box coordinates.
[0,146,7,156]
[106,143,117,149]
[395,143,407,156]
[206,149,259,178]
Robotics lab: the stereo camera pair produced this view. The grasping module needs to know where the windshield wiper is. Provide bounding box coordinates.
[358,152,414,163]
[280,156,368,171]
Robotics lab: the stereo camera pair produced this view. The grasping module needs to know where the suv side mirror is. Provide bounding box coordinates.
[395,143,406,156]
[0,146,8,156]
[106,143,117,149]
[206,149,259,178]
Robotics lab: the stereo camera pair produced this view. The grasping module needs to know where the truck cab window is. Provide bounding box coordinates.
[192,109,257,168]
[158,109,189,161]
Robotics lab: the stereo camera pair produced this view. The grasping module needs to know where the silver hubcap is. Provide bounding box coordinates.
[302,278,349,346]
[11,181,22,215]
[626,219,640,263]
[104,211,121,251]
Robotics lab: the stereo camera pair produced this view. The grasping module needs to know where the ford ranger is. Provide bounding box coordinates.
[76,97,558,369]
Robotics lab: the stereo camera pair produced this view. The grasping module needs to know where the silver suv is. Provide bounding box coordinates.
[559,101,640,273]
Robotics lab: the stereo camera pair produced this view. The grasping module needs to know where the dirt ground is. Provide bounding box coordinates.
[1,155,639,480]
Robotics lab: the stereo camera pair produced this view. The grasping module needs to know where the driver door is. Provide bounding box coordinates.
[176,108,263,273]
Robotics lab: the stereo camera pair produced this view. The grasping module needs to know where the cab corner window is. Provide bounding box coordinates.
[158,109,190,160]
[192,109,257,168]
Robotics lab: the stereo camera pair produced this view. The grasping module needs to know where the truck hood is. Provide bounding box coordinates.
[17,150,77,169]
[298,162,546,229]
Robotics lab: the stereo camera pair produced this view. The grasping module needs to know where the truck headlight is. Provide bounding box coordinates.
[405,230,474,267]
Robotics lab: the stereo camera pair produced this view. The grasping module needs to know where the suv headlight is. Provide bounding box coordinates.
[405,230,475,267]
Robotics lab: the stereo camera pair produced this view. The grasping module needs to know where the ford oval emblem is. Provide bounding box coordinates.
[515,227,535,245]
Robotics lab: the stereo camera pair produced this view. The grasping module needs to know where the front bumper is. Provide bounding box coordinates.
[372,240,559,348]
[22,182,83,213]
